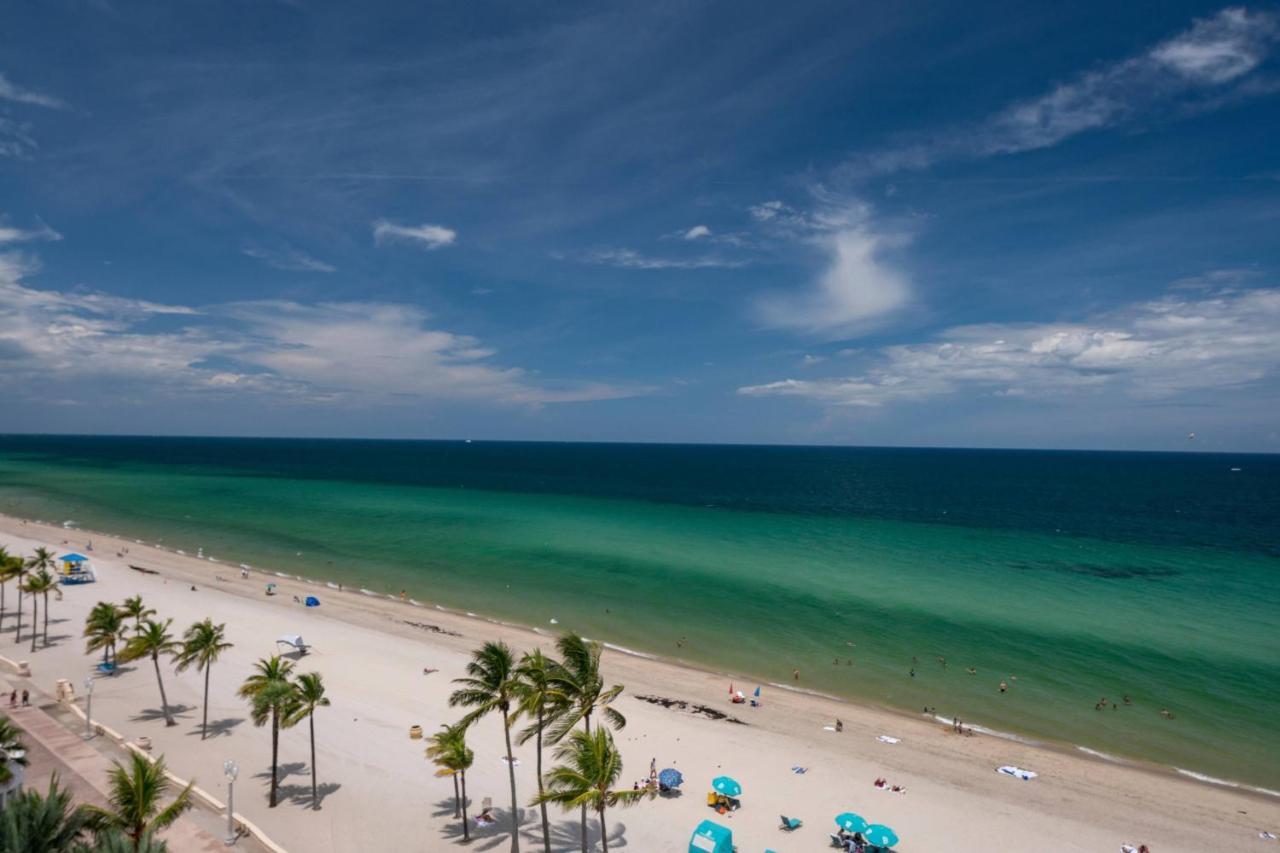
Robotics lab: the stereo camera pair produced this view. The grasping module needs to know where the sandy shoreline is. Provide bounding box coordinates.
[2,511,1276,852]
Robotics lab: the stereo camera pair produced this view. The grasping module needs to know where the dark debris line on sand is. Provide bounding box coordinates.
[402,620,464,638]
[635,694,748,725]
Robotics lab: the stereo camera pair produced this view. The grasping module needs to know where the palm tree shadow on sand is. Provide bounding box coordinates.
[129,703,194,723]
[190,716,245,738]
[543,816,630,851]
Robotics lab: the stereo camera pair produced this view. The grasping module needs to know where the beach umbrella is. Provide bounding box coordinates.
[863,824,899,849]
[710,776,741,797]
[659,768,683,788]
[834,812,869,833]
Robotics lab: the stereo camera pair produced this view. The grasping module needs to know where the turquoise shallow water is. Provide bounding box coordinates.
[0,436,1277,789]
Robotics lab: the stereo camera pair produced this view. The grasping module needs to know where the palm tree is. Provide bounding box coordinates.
[0,714,28,787]
[119,596,155,637]
[533,728,647,853]
[0,547,20,635]
[450,641,523,852]
[118,619,180,727]
[237,656,296,808]
[11,553,29,645]
[83,752,192,847]
[548,633,626,852]
[283,672,329,809]
[516,649,569,853]
[0,778,94,853]
[21,570,56,652]
[84,602,125,668]
[16,548,55,646]
[79,829,169,853]
[174,619,232,740]
[425,723,474,842]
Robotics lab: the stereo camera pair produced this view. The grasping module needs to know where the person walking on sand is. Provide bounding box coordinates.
[21,689,29,707]
[7,689,15,708]
[835,718,843,732]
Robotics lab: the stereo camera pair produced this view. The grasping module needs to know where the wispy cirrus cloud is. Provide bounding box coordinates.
[740,285,1280,408]
[845,7,1280,177]
[0,72,67,110]
[242,245,336,273]
[0,217,62,245]
[568,247,747,270]
[0,252,641,406]
[372,219,457,250]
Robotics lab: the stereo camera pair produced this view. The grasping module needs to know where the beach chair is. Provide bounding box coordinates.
[779,815,802,831]
[706,791,718,807]
[829,834,845,848]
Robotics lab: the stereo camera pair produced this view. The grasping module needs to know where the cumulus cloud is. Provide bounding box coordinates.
[372,219,457,250]
[740,286,1280,407]
[0,72,66,109]
[848,7,1280,176]
[0,218,62,245]
[683,225,712,240]
[753,200,912,337]
[242,245,336,273]
[0,254,641,406]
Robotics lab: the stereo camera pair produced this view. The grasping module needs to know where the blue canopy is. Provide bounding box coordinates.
[689,820,733,853]
[658,768,683,788]
[304,596,320,607]
[61,553,89,563]
[710,776,741,797]
[864,824,899,848]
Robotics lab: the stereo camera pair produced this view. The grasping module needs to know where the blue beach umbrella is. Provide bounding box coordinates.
[710,776,742,797]
[834,812,869,833]
[864,824,899,848]
[659,768,683,788]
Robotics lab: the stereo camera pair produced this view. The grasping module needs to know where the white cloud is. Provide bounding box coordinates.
[0,72,66,109]
[848,7,1279,176]
[683,225,712,240]
[372,219,457,250]
[740,286,1280,407]
[0,218,62,245]
[0,253,640,407]
[754,201,911,337]
[574,248,746,270]
[242,245,336,273]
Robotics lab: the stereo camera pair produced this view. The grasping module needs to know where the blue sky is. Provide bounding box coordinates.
[2,2,1278,450]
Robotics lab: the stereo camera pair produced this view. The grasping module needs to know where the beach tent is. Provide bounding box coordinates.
[688,820,732,853]
[275,634,308,654]
[60,553,89,565]
[304,596,320,607]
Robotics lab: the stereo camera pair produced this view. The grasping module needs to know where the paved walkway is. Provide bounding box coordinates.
[2,675,229,853]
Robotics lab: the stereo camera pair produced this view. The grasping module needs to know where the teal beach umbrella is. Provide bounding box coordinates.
[834,812,869,833]
[710,776,742,797]
[864,824,899,848]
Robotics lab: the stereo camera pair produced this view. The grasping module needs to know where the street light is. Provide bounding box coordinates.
[223,759,239,846]
[82,677,95,740]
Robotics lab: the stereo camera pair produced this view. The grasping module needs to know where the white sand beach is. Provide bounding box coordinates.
[1,513,1275,852]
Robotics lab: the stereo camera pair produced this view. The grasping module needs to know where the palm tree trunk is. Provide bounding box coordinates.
[599,806,609,853]
[309,714,318,809]
[14,584,21,644]
[536,710,550,853]
[1,579,7,633]
[29,597,37,652]
[201,666,211,739]
[579,713,592,853]
[503,711,521,852]
[269,710,280,807]
[153,653,175,726]
[452,773,461,818]
[41,591,49,646]
[460,769,470,842]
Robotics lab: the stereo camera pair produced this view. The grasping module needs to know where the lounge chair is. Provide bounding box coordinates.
[830,834,845,848]
[779,815,802,831]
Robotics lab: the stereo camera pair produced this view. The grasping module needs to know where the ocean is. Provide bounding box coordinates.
[0,435,1276,790]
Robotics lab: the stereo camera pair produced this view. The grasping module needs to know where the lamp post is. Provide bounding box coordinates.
[82,677,95,740]
[223,759,239,846]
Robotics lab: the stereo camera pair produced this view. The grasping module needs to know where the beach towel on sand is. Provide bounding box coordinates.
[876,735,900,744]
[996,765,1037,780]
